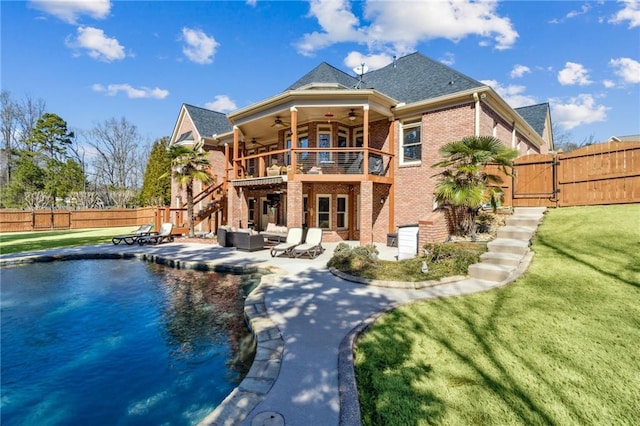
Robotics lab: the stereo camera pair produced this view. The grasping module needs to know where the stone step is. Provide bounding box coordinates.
[487,238,530,255]
[513,207,547,215]
[506,215,543,228]
[497,225,536,240]
[468,262,515,282]
[480,251,524,267]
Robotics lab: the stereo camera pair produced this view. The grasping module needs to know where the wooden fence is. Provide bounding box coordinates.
[510,141,640,207]
[0,207,159,233]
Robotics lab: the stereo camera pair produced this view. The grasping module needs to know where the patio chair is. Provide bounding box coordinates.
[292,227,324,259]
[137,223,174,245]
[111,224,152,245]
[270,227,304,257]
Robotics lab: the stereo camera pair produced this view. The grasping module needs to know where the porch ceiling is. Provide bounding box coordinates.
[233,105,389,143]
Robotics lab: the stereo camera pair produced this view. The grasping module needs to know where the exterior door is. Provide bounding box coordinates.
[260,198,270,230]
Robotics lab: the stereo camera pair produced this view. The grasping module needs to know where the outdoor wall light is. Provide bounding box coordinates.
[380,196,385,204]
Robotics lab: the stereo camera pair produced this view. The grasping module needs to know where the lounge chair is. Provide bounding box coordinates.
[292,227,324,259]
[270,227,304,257]
[137,223,174,245]
[111,224,152,245]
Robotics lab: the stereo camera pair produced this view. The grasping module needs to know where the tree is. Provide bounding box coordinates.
[140,136,172,206]
[0,91,46,194]
[167,141,212,237]
[432,136,517,239]
[86,117,147,196]
[3,151,46,207]
[27,113,74,161]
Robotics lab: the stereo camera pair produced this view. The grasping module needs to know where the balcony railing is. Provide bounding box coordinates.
[232,148,393,180]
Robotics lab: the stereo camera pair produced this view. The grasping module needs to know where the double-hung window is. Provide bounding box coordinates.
[401,119,422,164]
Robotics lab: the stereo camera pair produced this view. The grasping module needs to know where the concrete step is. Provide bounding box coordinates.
[468,263,515,282]
[513,207,547,215]
[487,238,530,255]
[480,251,524,267]
[506,215,543,228]
[497,225,536,240]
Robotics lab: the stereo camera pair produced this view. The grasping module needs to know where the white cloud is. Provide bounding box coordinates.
[295,0,365,56]
[558,62,592,86]
[480,79,537,108]
[439,52,456,66]
[92,83,169,99]
[343,51,393,72]
[609,0,640,28]
[204,95,237,112]
[609,57,640,84]
[603,80,616,88]
[246,0,258,6]
[510,64,531,78]
[566,3,591,19]
[66,26,126,62]
[550,94,609,130]
[181,28,219,64]
[29,0,111,24]
[295,0,518,57]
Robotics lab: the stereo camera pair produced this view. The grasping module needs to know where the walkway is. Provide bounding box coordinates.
[0,220,538,426]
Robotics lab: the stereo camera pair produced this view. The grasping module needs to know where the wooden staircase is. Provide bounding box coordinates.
[172,181,226,236]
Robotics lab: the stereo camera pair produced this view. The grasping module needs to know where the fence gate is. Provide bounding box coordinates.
[32,210,71,230]
[512,153,559,207]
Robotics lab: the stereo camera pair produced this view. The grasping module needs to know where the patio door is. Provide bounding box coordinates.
[260,197,271,230]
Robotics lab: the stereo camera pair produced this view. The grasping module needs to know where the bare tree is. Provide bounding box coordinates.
[15,95,46,152]
[24,191,52,210]
[0,90,17,186]
[109,189,136,208]
[69,191,96,209]
[86,117,147,194]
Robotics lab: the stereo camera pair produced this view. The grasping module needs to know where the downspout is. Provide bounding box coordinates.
[473,92,480,137]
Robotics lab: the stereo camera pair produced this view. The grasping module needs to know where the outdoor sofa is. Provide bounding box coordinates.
[217,226,265,251]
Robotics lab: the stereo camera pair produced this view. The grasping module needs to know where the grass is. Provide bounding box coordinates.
[0,227,138,255]
[355,204,640,425]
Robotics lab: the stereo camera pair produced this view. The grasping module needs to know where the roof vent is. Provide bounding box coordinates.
[448,80,455,85]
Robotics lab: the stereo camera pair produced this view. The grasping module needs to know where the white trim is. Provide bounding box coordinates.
[399,118,422,165]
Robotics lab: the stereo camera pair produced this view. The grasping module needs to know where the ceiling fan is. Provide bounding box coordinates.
[271,116,290,128]
[339,109,358,122]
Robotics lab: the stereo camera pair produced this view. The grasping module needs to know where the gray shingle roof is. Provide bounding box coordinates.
[184,104,232,137]
[286,62,359,90]
[515,103,550,137]
[362,52,484,103]
[286,52,484,104]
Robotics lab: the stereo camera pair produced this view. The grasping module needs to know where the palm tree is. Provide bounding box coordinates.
[167,141,212,238]
[432,136,517,239]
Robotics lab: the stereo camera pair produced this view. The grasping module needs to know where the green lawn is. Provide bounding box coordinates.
[355,204,640,425]
[0,227,137,255]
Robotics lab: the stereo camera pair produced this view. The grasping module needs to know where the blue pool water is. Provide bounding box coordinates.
[0,259,257,425]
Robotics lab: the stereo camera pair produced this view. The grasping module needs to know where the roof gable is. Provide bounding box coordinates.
[184,104,232,137]
[286,62,359,90]
[515,103,550,137]
[361,52,484,103]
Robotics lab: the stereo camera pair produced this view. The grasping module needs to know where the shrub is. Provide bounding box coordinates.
[327,243,379,273]
[328,242,484,282]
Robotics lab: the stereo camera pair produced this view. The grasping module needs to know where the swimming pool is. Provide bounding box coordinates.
[0,259,258,425]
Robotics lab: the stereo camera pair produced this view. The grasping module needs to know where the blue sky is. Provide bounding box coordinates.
[2,0,639,146]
